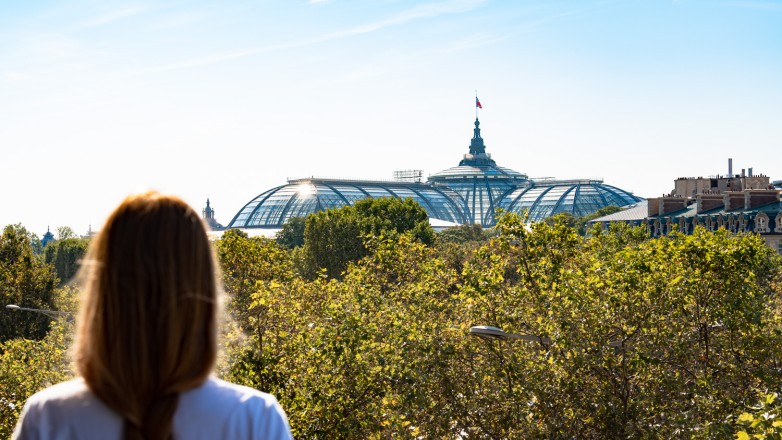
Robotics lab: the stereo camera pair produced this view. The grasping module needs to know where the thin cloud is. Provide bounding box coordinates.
[510,0,619,36]
[328,0,488,38]
[338,65,387,82]
[448,33,510,51]
[72,6,149,29]
[722,1,782,10]
[145,10,211,30]
[132,0,488,75]
[0,71,26,84]
[129,42,310,76]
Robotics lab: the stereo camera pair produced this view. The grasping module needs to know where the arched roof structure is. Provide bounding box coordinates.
[499,180,641,222]
[227,117,643,229]
[228,178,468,228]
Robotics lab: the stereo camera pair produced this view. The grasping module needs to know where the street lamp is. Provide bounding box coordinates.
[469,325,551,345]
[5,304,72,320]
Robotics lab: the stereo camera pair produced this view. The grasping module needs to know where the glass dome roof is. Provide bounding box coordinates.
[499,180,642,222]
[426,118,530,225]
[228,178,468,228]
[227,116,643,229]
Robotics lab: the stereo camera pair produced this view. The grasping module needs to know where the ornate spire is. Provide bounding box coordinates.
[469,118,486,155]
[41,226,55,246]
[459,117,496,167]
[203,199,214,220]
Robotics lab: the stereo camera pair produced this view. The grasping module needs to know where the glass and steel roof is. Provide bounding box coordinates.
[227,117,643,229]
[428,178,519,226]
[228,178,468,228]
[428,163,528,180]
[498,180,643,222]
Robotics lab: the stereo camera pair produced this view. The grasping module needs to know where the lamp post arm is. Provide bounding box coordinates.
[5,304,72,320]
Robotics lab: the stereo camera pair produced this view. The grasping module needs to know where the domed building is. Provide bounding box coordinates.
[227,117,642,229]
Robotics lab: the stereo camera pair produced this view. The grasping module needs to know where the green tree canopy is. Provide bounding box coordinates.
[436,223,494,244]
[44,237,89,285]
[275,216,306,249]
[300,197,434,279]
[0,225,59,342]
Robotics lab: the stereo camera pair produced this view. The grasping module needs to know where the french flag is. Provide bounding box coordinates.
[476,97,482,109]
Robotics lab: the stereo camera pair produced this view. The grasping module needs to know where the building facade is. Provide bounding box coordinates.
[590,165,782,253]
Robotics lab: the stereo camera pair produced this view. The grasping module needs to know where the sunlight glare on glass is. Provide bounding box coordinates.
[295,183,316,196]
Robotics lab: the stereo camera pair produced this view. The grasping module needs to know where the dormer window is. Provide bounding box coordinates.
[755,213,770,233]
[776,213,782,233]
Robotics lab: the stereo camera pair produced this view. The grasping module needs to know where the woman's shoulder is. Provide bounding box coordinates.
[25,378,90,403]
[23,378,113,415]
[13,379,122,440]
[176,377,292,439]
[187,377,280,407]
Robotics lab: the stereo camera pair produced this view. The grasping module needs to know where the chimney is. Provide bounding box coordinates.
[724,191,746,211]
[728,158,733,177]
[749,167,753,177]
[697,193,724,213]
[647,197,660,216]
[742,168,746,177]
[745,189,781,209]
[658,196,688,216]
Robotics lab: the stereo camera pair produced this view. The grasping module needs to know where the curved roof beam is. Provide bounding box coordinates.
[228,185,285,227]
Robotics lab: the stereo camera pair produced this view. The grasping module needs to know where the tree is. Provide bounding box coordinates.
[215,229,296,332]
[452,214,782,438]
[436,223,493,244]
[0,320,73,438]
[55,226,77,241]
[212,209,782,437]
[221,232,464,438]
[576,205,622,235]
[300,197,434,279]
[43,237,89,285]
[275,217,306,249]
[0,225,59,342]
[543,211,576,229]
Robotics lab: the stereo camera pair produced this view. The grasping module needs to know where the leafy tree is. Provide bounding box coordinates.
[4,212,782,438]
[215,229,296,332]
[0,320,74,438]
[275,217,306,249]
[0,285,79,436]
[28,234,44,256]
[543,211,577,229]
[43,237,89,285]
[452,214,782,438]
[728,393,782,439]
[212,210,782,437]
[221,232,464,438]
[55,226,77,241]
[0,225,59,342]
[576,205,623,235]
[436,223,493,244]
[300,197,434,279]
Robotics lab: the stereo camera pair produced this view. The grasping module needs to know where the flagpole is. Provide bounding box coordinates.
[475,90,478,119]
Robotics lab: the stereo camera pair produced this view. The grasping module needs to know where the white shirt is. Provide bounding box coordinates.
[12,377,292,440]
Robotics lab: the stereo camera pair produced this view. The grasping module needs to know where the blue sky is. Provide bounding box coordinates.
[1,0,780,235]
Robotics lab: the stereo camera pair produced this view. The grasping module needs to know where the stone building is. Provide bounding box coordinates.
[590,161,782,253]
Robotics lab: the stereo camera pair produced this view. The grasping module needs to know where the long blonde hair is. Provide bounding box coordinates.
[74,192,218,439]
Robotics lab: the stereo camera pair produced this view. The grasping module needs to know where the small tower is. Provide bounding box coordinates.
[202,199,224,231]
[41,226,55,246]
[203,199,215,222]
